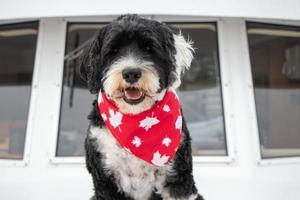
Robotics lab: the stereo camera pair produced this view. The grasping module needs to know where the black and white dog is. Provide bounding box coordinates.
[80,14,204,200]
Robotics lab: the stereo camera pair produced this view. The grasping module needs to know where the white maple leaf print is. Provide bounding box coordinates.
[151,151,169,166]
[162,137,172,147]
[101,113,107,121]
[139,115,160,131]
[163,104,170,112]
[108,108,123,129]
[175,115,182,129]
[131,136,142,147]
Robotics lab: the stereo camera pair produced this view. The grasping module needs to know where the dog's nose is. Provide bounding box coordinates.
[122,68,142,83]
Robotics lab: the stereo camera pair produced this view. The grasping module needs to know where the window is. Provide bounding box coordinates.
[171,23,226,156]
[56,24,104,156]
[247,22,300,158]
[0,22,38,159]
[57,22,226,157]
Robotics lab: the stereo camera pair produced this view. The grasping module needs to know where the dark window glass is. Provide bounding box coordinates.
[171,23,226,156]
[0,22,38,159]
[247,22,300,158]
[57,22,226,156]
[56,24,104,156]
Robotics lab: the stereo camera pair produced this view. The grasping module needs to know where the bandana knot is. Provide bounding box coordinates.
[98,90,182,167]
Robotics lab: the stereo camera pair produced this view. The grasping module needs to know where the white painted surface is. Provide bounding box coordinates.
[0,0,300,21]
[0,17,300,200]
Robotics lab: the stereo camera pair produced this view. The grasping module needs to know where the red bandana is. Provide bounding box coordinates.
[98,90,182,167]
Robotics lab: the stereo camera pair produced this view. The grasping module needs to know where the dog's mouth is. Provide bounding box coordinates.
[122,87,145,105]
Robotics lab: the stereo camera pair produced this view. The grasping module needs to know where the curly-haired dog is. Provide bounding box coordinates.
[80,14,204,200]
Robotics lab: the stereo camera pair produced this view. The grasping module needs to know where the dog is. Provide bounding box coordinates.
[80,14,204,200]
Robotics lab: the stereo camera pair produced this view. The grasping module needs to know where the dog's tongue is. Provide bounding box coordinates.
[124,88,143,100]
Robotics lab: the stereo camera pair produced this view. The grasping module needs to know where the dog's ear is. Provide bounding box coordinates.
[171,33,194,88]
[173,33,194,73]
[156,23,181,89]
[80,26,107,94]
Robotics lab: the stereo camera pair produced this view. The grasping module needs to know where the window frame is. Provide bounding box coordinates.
[245,20,300,166]
[55,22,107,159]
[49,16,237,165]
[46,19,86,165]
[0,20,40,166]
[161,18,236,164]
[165,21,234,162]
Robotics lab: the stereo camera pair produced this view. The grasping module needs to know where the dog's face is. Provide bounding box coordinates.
[80,15,193,114]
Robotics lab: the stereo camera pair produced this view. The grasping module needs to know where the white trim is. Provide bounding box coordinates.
[153,15,220,22]
[64,15,220,23]
[242,19,300,166]
[214,18,237,164]
[1,0,300,21]
[63,15,117,23]
[49,156,85,165]
[0,19,40,167]
[46,19,68,165]
[257,157,300,166]
[193,156,234,164]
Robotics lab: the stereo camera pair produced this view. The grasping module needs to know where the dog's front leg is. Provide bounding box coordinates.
[85,135,133,200]
[162,117,204,200]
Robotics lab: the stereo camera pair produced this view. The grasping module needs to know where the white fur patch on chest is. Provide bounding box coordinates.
[89,126,169,200]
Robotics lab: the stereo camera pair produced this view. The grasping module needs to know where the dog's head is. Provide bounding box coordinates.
[80,14,193,114]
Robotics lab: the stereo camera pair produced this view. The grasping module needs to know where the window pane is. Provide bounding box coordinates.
[247,22,300,158]
[0,22,38,159]
[57,23,227,157]
[56,24,104,156]
[171,24,227,156]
